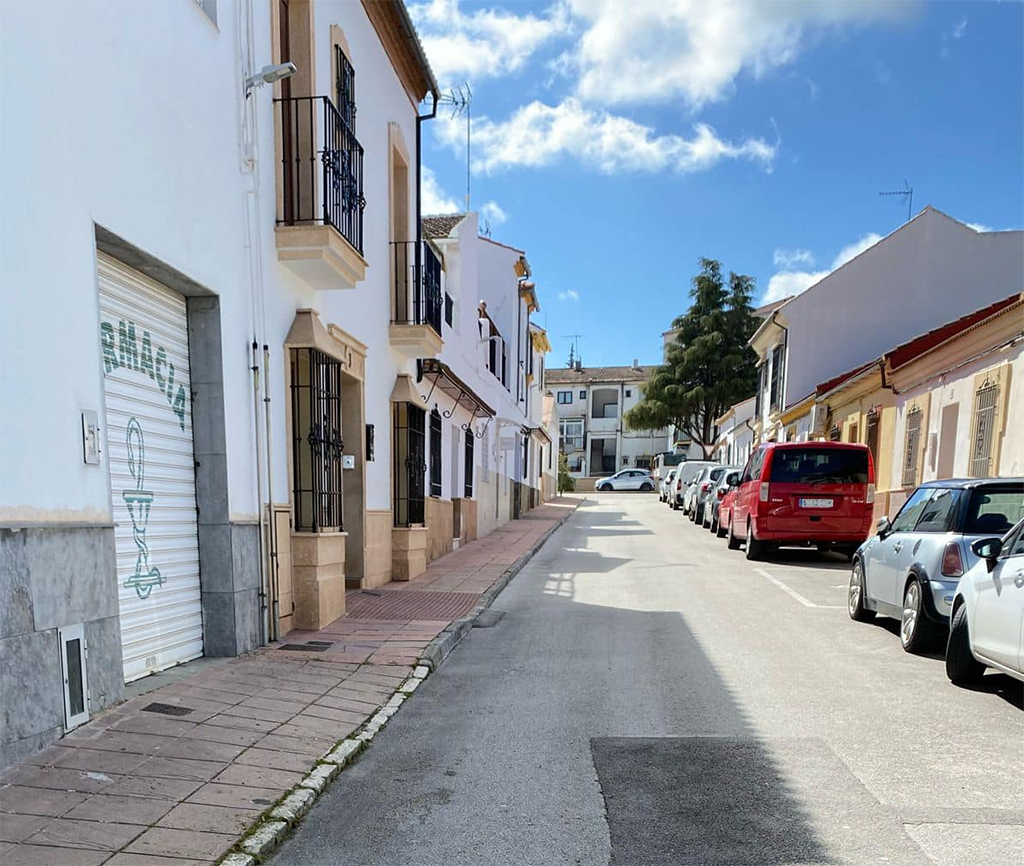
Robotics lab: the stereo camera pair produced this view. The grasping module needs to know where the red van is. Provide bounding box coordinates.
[726,442,875,561]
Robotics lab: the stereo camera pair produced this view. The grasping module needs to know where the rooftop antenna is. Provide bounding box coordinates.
[438,83,472,210]
[878,180,914,223]
[561,334,583,369]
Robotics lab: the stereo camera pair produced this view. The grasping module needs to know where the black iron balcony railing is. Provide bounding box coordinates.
[275,95,364,255]
[390,240,442,337]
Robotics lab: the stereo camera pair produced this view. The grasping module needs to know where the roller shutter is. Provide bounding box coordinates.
[98,253,203,682]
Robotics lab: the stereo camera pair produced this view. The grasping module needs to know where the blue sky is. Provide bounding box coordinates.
[410,0,1024,369]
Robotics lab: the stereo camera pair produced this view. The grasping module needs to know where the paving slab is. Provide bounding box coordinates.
[158,802,262,835]
[66,793,176,825]
[124,826,236,861]
[186,782,283,810]
[0,843,113,865]
[25,818,146,851]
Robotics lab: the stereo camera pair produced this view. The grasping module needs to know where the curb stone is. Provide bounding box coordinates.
[215,499,579,866]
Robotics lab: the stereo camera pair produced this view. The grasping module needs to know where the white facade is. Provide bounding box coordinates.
[1,0,551,767]
[713,397,756,466]
[751,208,1024,438]
[548,366,670,478]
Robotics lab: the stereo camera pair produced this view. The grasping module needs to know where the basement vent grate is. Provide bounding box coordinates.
[279,642,333,652]
[142,702,194,717]
[360,590,383,597]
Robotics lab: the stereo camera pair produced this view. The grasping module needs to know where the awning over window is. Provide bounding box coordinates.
[523,424,552,445]
[418,358,495,419]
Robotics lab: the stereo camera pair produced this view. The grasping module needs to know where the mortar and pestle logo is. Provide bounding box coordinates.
[122,417,164,599]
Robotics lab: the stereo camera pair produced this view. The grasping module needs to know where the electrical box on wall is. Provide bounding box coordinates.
[342,454,356,470]
[82,411,100,464]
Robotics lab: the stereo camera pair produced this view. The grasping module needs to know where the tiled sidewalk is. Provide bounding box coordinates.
[0,498,577,866]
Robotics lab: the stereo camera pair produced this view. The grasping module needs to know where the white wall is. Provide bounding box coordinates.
[779,210,1023,413]
[0,0,254,523]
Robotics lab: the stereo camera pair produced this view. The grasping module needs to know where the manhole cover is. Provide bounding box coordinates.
[142,702,194,717]
[279,642,332,652]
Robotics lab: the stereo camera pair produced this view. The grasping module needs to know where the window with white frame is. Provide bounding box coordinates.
[559,418,584,452]
[557,390,572,405]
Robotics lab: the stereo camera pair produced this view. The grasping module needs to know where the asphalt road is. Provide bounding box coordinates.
[270,493,1023,866]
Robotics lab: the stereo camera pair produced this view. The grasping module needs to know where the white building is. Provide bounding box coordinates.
[0,0,546,767]
[713,397,756,466]
[750,207,1024,441]
[546,363,670,478]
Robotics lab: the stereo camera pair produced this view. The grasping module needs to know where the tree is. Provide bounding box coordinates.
[557,452,576,493]
[625,258,759,458]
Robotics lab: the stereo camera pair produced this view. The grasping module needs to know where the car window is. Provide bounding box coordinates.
[1001,522,1024,558]
[709,467,725,481]
[963,488,1024,536]
[913,488,961,533]
[890,487,934,533]
[726,471,740,486]
[768,447,869,484]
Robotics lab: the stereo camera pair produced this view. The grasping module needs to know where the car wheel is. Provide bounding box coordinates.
[847,559,875,622]
[710,512,718,533]
[745,520,766,561]
[640,482,653,492]
[726,517,741,550]
[716,513,728,538]
[900,580,937,653]
[692,505,701,524]
[946,603,985,685]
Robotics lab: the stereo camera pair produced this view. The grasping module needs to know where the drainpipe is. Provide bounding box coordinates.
[415,90,439,303]
[262,345,280,641]
[251,341,269,644]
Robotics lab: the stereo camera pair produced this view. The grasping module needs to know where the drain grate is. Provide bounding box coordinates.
[142,702,194,717]
[279,642,332,652]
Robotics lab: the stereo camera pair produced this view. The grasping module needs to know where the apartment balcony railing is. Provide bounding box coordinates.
[560,436,584,452]
[391,240,442,336]
[275,95,365,257]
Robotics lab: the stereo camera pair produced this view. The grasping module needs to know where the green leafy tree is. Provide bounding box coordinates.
[625,258,759,458]
[557,452,576,493]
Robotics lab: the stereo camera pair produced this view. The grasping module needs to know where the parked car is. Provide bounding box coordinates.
[691,466,729,525]
[727,442,874,561]
[705,467,742,532]
[946,517,1024,685]
[670,461,715,510]
[595,469,655,492]
[660,468,677,503]
[849,479,1024,653]
[681,467,709,515]
[717,480,740,539]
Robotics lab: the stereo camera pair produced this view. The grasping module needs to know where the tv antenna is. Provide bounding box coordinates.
[438,83,472,210]
[561,334,583,369]
[878,180,914,223]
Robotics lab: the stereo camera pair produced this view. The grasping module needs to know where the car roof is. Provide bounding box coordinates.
[762,441,869,451]
[915,478,1024,490]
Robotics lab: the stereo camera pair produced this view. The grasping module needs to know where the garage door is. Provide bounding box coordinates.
[98,253,203,682]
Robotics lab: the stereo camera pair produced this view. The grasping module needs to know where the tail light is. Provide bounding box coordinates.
[759,482,770,502]
[866,483,875,505]
[717,488,726,499]
[676,478,682,490]
[701,482,711,493]
[941,542,964,577]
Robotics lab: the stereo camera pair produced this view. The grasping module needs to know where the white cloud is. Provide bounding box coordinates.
[764,232,883,303]
[436,98,776,175]
[409,0,570,85]
[773,248,815,268]
[965,221,992,233]
[952,17,968,40]
[480,200,508,226]
[558,289,581,302]
[566,0,910,109]
[421,167,460,215]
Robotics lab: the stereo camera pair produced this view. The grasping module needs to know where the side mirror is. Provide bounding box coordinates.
[876,516,892,538]
[971,537,1002,571]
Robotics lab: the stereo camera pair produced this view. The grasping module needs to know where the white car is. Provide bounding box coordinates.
[595,469,655,492]
[660,469,677,502]
[946,517,1024,685]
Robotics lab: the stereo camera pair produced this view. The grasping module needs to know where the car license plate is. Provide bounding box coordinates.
[800,498,833,509]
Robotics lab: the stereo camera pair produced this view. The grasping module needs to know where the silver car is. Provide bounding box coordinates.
[689,466,727,525]
[660,469,677,503]
[848,479,1024,653]
[703,467,741,532]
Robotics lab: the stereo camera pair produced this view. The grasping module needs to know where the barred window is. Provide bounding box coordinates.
[429,407,442,498]
[290,348,343,532]
[335,46,355,130]
[970,382,999,478]
[865,410,879,468]
[769,345,784,411]
[393,403,425,526]
[902,407,923,488]
[464,429,474,498]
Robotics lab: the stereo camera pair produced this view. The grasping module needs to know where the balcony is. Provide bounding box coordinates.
[274,95,367,290]
[389,240,443,358]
